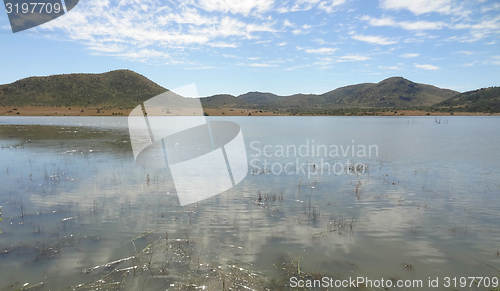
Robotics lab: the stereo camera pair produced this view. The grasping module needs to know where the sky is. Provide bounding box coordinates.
[1,0,499,97]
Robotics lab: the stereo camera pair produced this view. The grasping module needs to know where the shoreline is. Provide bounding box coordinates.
[1,106,498,116]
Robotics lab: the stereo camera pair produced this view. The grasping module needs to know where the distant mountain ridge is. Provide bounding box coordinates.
[199,77,458,110]
[1,70,497,114]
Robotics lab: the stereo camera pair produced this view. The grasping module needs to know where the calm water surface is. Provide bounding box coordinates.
[0,116,499,290]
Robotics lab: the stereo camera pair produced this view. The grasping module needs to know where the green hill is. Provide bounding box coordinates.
[198,94,251,108]
[333,77,457,107]
[2,70,485,114]
[322,83,375,102]
[201,77,458,110]
[0,70,166,108]
[238,92,283,104]
[437,87,500,113]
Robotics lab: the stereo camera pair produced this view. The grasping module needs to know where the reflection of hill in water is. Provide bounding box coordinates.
[1,117,500,291]
[0,124,133,157]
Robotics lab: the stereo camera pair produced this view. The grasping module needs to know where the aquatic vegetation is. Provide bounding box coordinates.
[1,117,500,291]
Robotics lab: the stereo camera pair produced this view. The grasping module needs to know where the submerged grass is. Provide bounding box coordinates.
[2,124,500,291]
[71,232,269,291]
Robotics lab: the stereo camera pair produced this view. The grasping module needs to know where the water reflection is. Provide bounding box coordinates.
[0,117,499,290]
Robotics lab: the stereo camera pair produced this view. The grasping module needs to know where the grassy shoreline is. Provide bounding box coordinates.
[1,106,498,116]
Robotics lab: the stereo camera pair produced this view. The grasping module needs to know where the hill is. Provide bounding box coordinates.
[238,92,283,104]
[0,70,166,108]
[330,77,457,107]
[198,94,251,109]
[2,71,483,115]
[436,87,500,113]
[200,77,458,110]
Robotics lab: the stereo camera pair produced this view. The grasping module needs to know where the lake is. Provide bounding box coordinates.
[0,116,499,290]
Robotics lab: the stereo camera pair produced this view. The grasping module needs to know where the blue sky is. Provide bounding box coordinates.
[1,0,499,97]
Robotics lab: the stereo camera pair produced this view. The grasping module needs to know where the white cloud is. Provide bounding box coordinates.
[401,53,420,58]
[278,0,346,13]
[313,57,334,68]
[88,43,125,53]
[414,63,440,70]
[451,23,470,30]
[305,47,338,54]
[380,0,457,15]
[318,0,346,13]
[209,42,238,47]
[26,0,494,71]
[249,63,278,67]
[312,38,326,45]
[338,54,371,62]
[399,20,446,30]
[191,16,276,39]
[184,66,215,70]
[492,56,500,65]
[109,49,171,62]
[279,0,319,13]
[480,3,500,13]
[378,65,400,70]
[446,15,500,42]
[351,33,397,45]
[469,14,500,41]
[283,19,294,27]
[360,15,396,26]
[40,0,277,62]
[284,64,311,71]
[404,37,426,43]
[462,61,477,67]
[197,0,274,16]
[360,16,446,30]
